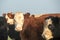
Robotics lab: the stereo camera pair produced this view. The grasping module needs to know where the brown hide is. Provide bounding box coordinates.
[36,14,60,24]
[20,15,44,40]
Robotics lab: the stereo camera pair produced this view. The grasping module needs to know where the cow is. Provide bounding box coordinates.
[14,12,44,40]
[3,12,21,40]
[42,16,60,40]
[0,16,8,40]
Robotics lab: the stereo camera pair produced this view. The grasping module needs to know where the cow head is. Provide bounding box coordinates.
[14,12,24,31]
[4,12,14,25]
[42,16,55,40]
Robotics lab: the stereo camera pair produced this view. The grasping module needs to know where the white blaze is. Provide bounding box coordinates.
[14,12,24,31]
[42,18,53,40]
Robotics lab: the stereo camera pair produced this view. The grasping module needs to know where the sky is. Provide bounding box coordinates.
[0,0,60,16]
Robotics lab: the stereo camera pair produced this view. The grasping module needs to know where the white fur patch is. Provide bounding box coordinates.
[14,12,24,31]
[42,27,53,40]
[5,14,14,25]
[45,19,53,26]
[42,18,53,40]
[15,24,23,31]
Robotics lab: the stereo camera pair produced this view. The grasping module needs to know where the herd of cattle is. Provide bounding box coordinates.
[0,12,60,40]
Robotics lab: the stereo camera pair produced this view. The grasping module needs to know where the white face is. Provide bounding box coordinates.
[5,14,14,25]
[14,12,24,31]
[42,18,53,40]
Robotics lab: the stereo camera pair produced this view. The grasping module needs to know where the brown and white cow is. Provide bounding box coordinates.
[14,12,44,40]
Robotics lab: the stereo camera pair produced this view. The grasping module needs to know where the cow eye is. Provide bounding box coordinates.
[48,24,52,28]
[48,24,54,30]
[48,24,53,29]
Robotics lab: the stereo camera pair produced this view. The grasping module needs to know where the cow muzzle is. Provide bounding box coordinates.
[15,25,23,32]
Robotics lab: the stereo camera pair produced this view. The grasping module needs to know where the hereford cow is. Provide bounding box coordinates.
[0,16,8,40]
[42,16,60,40]
[14,12,44,40]
[3,12,21,40]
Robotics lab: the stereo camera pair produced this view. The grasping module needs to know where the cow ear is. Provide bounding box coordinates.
[7,13,14,19]
[12,14,14,18]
